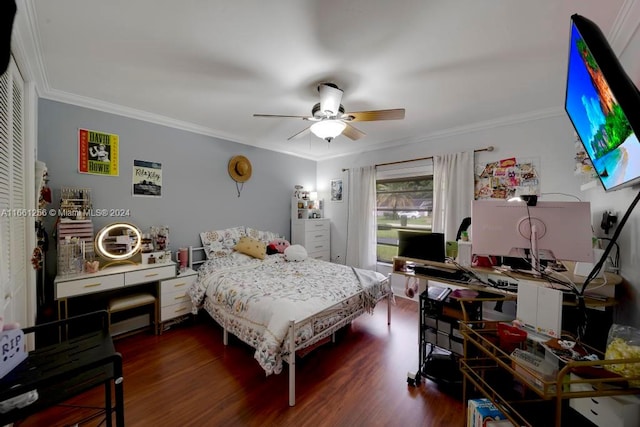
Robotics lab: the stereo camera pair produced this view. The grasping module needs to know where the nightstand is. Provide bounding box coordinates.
[158,269,197,332]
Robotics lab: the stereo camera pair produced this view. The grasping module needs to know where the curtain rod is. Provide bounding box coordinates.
[342,146,494,171]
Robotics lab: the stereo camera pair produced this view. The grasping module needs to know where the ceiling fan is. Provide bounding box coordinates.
[253,83,405,142]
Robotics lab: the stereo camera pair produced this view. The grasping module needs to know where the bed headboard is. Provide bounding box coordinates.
[189,246,207,271]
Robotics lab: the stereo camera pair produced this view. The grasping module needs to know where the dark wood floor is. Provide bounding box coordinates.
[17,298,465,427]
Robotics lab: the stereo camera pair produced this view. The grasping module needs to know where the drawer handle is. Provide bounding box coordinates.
[84,283,102,288]
[145,273,159,278]
[174,307,188,313]
[314,235,324,238]
[174,295,187,301]
[590,409,598,416]
[173,282,187,287]
[315,245,323,249]
[591,398,599,404]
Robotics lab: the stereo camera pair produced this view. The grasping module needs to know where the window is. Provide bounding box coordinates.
[376,172,433,263]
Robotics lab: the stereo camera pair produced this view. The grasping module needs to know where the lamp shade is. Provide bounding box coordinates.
[310,120,346,140]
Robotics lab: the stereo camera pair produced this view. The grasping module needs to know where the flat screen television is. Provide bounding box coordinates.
[471,200,594,266]
[565,14,640,192]
[397,231,445,262]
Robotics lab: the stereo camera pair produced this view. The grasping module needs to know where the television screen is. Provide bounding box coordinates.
[565,14,640,192]
[397,231,445,262]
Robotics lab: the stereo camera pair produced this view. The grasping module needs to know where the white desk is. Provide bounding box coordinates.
[54,261,177,320]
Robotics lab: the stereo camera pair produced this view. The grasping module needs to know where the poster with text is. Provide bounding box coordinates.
[78,128,119,176]
[132,160,162,197]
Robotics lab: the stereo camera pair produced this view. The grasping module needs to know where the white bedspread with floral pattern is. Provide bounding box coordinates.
[188,252,388,375]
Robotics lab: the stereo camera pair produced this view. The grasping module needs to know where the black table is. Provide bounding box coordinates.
[0,310,124,426]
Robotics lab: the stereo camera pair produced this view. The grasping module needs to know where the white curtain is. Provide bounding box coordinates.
[345,166,377,270]
[432,151,474,242]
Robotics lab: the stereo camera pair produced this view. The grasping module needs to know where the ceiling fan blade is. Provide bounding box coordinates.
[344,108,405,122]
[287,127,311,141]
[253,114,312,120]
[342,123,366,141]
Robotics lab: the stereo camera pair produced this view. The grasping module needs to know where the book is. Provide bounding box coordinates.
[427,285,452,302]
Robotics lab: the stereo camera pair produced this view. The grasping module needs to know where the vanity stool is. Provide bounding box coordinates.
[107,292,158,337]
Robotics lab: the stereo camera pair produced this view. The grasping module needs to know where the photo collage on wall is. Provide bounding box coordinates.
[475,157,539,200]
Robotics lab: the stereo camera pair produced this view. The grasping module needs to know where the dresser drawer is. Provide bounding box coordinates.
[160,275,197,296]
[125,265,175,286]
[56,274,124,299]
[303,219,329,232]
[307,249,330,261]
[304,238,330,254]
[160,300,192,321]
[161,290,191,308]
[160,276,195,309]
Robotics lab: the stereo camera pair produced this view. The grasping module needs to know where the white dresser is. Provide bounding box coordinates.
[291,219,331,261]
[159,269,197,330]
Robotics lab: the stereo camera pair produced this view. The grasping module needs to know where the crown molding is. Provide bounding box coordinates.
[319,106,565,162]
[40,88,246,143]
[609,0,640,55]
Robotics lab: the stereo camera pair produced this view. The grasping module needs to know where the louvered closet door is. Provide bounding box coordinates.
[0,57,27,327]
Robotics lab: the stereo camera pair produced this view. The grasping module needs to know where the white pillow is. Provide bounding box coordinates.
[284,244,307,262]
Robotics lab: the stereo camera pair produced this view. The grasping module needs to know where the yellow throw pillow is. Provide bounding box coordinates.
[234,236,266,260]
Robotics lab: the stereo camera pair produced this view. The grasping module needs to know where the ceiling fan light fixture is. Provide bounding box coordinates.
[310,120,346,141]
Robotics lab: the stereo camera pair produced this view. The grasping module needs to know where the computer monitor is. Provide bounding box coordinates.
[471,200,594,271]
[397,231,445,262]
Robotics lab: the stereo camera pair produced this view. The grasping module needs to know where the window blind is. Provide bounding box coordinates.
[0,57,27,326]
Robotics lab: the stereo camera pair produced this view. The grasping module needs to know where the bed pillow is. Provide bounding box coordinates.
[200,226,246,259]
[234,236,267,260]
[266,238,290,255]
[245,227,281,244]
[284,244,307,262]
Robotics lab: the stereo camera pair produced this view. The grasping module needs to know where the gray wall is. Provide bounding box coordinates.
[38,99,316,278]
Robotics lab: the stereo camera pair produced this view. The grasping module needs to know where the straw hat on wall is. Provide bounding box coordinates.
[228,155,252,183]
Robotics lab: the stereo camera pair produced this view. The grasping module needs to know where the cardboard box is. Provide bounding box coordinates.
[0,329,27,379]
[467,398,509,427]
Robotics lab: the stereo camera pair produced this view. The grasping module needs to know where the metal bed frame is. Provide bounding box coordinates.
[189,246,392,406]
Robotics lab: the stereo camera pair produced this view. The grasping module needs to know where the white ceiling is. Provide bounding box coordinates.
[13,0,640,160]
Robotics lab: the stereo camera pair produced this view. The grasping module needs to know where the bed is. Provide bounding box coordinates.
[187,226,392,406]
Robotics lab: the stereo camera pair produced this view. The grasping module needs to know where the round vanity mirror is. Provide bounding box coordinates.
[95,222,142,261]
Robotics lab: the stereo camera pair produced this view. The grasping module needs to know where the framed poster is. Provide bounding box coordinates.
[78,128,119,176]
[132,160,162,197]
[330,179,343,202]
